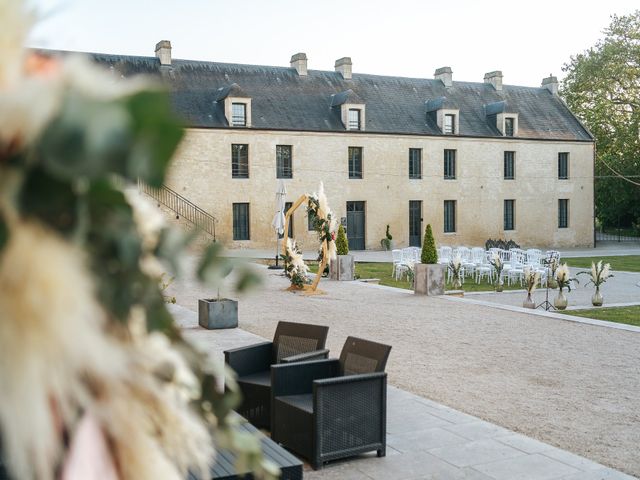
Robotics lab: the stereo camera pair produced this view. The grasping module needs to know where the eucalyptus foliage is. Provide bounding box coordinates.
[0,58,274,478]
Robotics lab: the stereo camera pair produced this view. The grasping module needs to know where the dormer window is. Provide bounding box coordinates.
[215,83,252,127]
[348,109,361,130]
[485,102,518,137]
[504,117,515,137]
[330,89,366,131]
[232,103,247,126]
[444,114,456,134]
[425,97,459,135]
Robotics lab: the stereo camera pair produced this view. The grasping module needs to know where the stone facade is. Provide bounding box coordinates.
[165,128,594,250]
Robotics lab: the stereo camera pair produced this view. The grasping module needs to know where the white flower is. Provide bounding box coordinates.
[286,238,308,277]
[602,263,611,280]
[555,264,569,283]
[524,266,540,294]
[0,73,63,147]
[124,188,166,251]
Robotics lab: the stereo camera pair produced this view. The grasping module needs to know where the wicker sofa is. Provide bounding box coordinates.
[270,336,392,469]
[224,321,329,429]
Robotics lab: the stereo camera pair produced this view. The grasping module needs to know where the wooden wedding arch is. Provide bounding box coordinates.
[282,194,329,293]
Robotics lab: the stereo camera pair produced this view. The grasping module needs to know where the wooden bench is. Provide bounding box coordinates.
[191,413,303,480]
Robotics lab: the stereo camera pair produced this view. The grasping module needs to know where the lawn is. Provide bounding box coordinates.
[560,306,640,327]
[562,255,640,272]
[310,262,521,292]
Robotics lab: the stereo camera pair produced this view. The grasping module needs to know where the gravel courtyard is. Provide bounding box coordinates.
[168,260,640,477]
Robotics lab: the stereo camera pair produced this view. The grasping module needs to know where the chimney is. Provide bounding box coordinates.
[335,57,352,80]
[484,71,503,91]
[541,74,559,95]
[290,52,308,76]
[155,40,172,66]
[434,67,453,87]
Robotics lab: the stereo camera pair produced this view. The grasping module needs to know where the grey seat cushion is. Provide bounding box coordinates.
[275,394,314,414]
[238,370,271,387]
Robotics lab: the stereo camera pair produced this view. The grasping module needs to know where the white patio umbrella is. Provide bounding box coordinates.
[270,180,287,268]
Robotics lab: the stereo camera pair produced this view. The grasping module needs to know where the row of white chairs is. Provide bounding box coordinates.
[391,247,421,280]
[437,246,561,286]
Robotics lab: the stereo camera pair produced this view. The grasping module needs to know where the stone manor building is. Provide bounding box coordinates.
[74,41,595,250]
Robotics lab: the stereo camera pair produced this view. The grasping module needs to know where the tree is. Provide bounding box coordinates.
[561,10,640,230]
[336,224,349,255]
[421,224,438,264]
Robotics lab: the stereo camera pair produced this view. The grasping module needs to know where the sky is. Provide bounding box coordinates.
[27,0,639,87]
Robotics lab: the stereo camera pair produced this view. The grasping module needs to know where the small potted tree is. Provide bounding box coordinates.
[198,286,238,329]
[577,261,613,306]
[554,263,578,310]
[380,225,393,250]
[414,224,445,295]
[330,224,354,281]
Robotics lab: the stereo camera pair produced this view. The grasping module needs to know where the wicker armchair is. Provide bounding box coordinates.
[224,321,329,429]
[271,336,392,469]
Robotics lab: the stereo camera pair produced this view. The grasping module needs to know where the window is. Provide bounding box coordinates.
[444,149,456,179]
[231,144,249,178]
[504,151,515,179]
[409,148,422,179]
[348,147,363,179]
[558,199,569,228]
[444,200,456,233]
[276,145,292,179]
[504,117,515,137]
[231,103,246,126]
[558,152,569,179]
[348,109,361,130]
[504,200,515,230]
[232,203,250,240]
[444,114,455,134]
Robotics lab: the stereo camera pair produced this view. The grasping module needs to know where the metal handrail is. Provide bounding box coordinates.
[138,180,217,240]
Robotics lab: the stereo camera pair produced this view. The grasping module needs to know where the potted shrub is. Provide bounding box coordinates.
[330,225,354,281]
[522,266,540,308]
[448,255,463,290]
[414,224,445,295]
[489,252,504,292]
[380,225,393,251]
[577,261,613,306]
[554,263,578,310]
[198,287,238,329]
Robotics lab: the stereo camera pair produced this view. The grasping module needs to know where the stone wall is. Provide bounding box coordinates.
[164,128,594,250]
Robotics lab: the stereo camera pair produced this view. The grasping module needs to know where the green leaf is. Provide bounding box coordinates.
[18,168,80,235]
[125,91,184,187]
[234,265,263,293]
[155,226,195,274]
[197,242,233,286]
[38,92,132,181]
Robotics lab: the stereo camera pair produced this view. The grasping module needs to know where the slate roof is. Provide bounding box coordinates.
[50,50,593,141]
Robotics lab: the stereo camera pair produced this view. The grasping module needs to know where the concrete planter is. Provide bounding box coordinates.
[198,298,238,329]
[329,254,355,281]
[413,263,445,296]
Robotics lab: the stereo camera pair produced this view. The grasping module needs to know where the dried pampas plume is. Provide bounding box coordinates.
[0,221,126,480]
[0,221,214,480]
